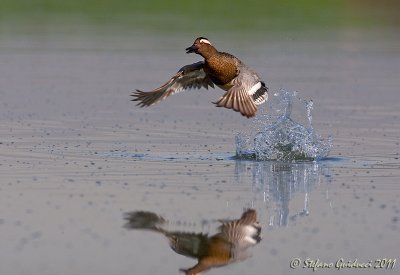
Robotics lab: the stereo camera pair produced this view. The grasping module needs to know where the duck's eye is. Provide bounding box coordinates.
[199,39,211,45]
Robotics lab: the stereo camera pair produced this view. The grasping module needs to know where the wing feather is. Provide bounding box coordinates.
[239,89,251,116]
[213,65,267,118]
[215,86,257,118]
[132,61,214,107]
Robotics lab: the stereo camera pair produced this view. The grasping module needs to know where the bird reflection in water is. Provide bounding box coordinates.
[124,209,261,275]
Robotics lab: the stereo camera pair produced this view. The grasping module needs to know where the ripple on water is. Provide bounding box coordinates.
[236,90,333,161]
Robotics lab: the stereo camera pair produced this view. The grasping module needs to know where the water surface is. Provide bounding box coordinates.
[0,26,399,275]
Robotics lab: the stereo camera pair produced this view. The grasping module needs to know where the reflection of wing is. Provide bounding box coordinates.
[123,211,166,232]
[219,209,261,248]
[132,61,214,107]
[167,232,209,259]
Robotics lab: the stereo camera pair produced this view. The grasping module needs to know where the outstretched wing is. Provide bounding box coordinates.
[214,84,258,118]
[214,65,268,118]
[132,61,214,107]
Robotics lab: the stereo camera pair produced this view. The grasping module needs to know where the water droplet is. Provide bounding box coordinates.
[236,90,333,161]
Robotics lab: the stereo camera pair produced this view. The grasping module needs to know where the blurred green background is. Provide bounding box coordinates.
[1,0,399,33]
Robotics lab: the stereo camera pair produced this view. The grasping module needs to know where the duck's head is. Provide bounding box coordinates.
[185,37,215,56]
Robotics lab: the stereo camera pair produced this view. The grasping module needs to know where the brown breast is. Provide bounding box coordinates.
[204,53,238,86]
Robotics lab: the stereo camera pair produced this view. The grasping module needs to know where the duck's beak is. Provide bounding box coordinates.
[185,44,198,54]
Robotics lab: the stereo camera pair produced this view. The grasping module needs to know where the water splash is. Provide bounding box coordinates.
[236,90,332,161]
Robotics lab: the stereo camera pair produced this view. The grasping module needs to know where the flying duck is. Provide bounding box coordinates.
[132,37,268,118]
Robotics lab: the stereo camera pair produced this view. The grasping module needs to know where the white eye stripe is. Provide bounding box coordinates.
[199,39,211,45]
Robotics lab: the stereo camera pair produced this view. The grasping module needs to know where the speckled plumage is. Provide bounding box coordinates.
[132,37,268,118]
[204,52,239,86]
